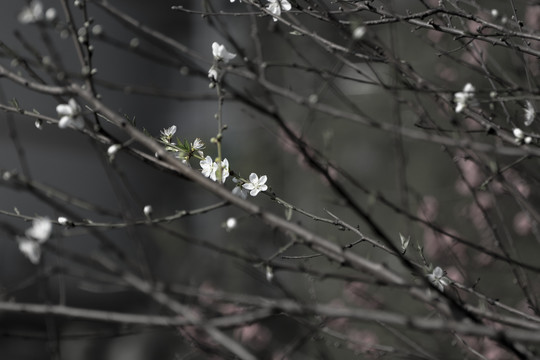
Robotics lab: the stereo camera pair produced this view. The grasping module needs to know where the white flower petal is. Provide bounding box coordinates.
[56,104,74,116]
[25,217,52,243]
[249,173,259,183]
[18,237,41,264]
[281,0,292,11]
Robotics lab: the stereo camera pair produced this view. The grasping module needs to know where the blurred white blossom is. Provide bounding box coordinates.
[232,178,249,199]
[428,267,450,292]
[266,266,274,282]
[45,7,56,21]
[18,237,41,264]
[57,99,84,129]
[266,0,292,21]
[513,128,532,144]
[208,66,219,82]
[26,217,52,243]
[525,101,535,126]
[353,26,367,40]
[18,1,44,24]
[144,205,153,217]
[453,83,475,113]
[212,42,236,63]
[18,217,52,264]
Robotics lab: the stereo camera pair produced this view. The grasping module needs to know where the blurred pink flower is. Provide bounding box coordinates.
[272,351,290,360]
[445,265,465,284]
[346,329,378,354]
[422,228,466,261]
[513,211,532,236]
[503,169,530,198]
[417,195,439,223]
[234,323,272,350]
[343,282,379,308]
[455,155,484,195]
[198,281,216,306]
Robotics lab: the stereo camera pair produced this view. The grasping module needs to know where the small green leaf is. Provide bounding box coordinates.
[399,233,410,253]
[284,206,293,221]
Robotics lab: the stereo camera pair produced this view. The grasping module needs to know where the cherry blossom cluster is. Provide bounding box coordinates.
[17,217,52,264]
[156,125,269,198]
[157,125,205,163]
[208,42,236,84]
[18,0,56,24]
[453,83,475,113]
[229,0,292,22]
[56,99,85,130]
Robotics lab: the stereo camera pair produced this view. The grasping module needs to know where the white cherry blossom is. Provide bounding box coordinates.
[214,159,230,183]
[428,267,450,292]
[144,205,153,217]
[225,217,237,231]
[266,0,292,21]
[212,42,236,63]
[18,0,44,24]
[18,237,41,264]
[453,83,475,113]
[208,66,219,81]
[25,217,52,243]
[242,173,268,196]
[160,125,177,141]
[200,156,217,178]
[56,98,84,129]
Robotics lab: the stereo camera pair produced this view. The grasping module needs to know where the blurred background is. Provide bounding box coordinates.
[1,0,539,359]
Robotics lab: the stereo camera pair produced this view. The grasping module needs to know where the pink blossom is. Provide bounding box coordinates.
[417,195,439,223]
[234,323,272,350]
[513,211,532,236]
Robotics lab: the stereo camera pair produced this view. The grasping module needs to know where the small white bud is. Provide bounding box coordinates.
[225,217,237,231]
[143,205,153,217]
[107,144,121,157]
[45,8,57,21]
[491,9,499,18]
[352,26,367,40]
[92,24,103,36]
[58,217,69,225]
[265,266,274,282]
[513,128,524,140]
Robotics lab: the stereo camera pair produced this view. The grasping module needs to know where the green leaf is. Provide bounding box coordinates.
[284,206,293,221]
[399,233,410,253]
